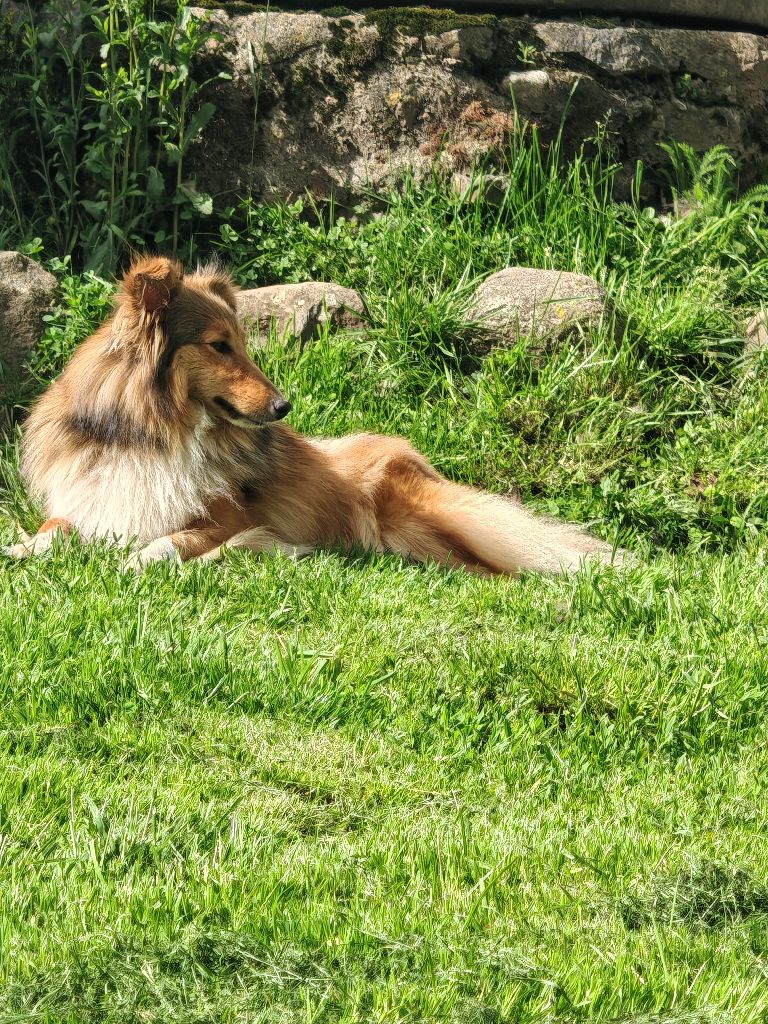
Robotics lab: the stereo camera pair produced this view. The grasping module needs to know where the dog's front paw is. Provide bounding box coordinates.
[2,541,33,559]
[2,530,56,559]
[124,536,180,574]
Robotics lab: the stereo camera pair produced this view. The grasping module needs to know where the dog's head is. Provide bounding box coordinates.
[116,255,290,427]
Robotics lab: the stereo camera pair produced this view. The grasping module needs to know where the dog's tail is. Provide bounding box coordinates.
[381,470,625,576]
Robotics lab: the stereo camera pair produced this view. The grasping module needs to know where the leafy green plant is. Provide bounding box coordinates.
[516,40,538,65]
[29,260,114,384]
[659,142,738,208]
[0,0,227,271]
[217,196,369,288]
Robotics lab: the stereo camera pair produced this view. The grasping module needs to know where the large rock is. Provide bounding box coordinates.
[237,282,365,344]
[535,23,768,184]
[0,251,57,388]
[535,22,768,88]
[192,9,515,206]
[470,268,608,347]
[189,9,768,206]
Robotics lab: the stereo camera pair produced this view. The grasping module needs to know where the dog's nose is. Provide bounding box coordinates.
[271,397,292,420]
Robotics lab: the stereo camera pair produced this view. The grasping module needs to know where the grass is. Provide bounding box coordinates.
[3,134,768,1021]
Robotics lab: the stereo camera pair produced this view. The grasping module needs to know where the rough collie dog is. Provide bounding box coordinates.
[5,256,623,574]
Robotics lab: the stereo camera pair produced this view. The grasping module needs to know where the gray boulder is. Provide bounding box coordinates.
[237,282,365,345]
[0,251,57,388]
[470,267,608,348]
[535,24,768,184]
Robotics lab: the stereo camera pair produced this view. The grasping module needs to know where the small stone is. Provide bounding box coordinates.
[499,70,551,112]
[746,310,768,353]
[469,267,608,349]
[0,251,58,391]
[451,172,508,205]
[237,282,365,345]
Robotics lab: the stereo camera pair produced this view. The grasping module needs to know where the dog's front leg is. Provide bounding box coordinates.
[125,525,312,573]
[2,518,73,559]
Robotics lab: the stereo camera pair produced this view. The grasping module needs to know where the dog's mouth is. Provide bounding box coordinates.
[213,396,265,427]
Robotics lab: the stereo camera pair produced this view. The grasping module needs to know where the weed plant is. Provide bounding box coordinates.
[0,0,225,271]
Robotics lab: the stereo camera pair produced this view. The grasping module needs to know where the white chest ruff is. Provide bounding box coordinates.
[42,422,235,546]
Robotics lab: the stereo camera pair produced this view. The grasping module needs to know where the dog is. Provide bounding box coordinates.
[4,256,624,575]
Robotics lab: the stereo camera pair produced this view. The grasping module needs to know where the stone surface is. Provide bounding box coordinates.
[745,310,768,353]
[237,282,365,344]
[457,2,768,31]
[189,9,768,207]
[470,267,608,347]
[0,1,26,21]
[499,70,552,113]
[0,251,57,387]
[424,26,497,65]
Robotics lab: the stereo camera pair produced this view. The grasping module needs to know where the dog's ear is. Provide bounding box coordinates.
[112,256,184,361]
[123,256,183,315]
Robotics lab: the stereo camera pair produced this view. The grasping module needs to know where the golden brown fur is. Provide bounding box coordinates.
[6,256,624,574]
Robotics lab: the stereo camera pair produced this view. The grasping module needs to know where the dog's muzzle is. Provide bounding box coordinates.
[214,395,292,424]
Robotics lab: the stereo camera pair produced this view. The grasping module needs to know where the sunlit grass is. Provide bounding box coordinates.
[2,138,768,1021]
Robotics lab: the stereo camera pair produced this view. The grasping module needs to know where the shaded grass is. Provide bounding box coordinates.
[623,862,768,930]
[3,137,768,1021]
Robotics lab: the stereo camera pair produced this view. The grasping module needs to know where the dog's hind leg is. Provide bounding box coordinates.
[2,517,73,559]
[201,527,313,563]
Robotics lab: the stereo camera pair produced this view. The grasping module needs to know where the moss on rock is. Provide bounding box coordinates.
[364,7,497,41]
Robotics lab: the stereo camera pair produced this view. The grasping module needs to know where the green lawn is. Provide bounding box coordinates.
[3,138,768,1022]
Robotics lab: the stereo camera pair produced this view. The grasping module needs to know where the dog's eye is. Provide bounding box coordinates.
[211,340,232,355]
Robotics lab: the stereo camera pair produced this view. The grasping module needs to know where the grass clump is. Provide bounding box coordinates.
[623,861,768,930]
